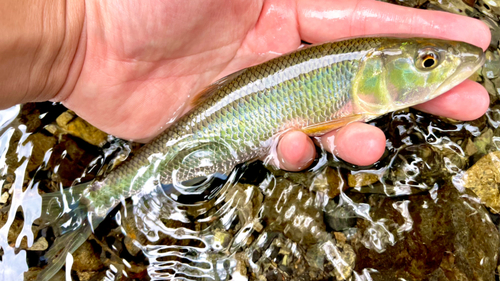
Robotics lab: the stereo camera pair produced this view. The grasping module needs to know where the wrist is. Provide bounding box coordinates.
[0,0,85,108]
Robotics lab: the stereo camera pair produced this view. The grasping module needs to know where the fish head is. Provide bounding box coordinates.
[352,38,485,117]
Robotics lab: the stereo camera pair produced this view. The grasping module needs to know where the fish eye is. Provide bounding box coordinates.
[416,50,440,70]
[422,55,437,68]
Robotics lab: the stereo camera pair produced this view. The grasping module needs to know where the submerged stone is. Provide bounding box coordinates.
[72,241,105,272]
[28,237,48,251]
[311,166,348,198]
[463,151,500,213]
[428,0,475,15]
[324,201,358,232]
[54,111,109,147]
[352,185,499,280]
[26,132,57,174]
[321,239,356,280]
[348,172,379,187]
[261,178,328,246]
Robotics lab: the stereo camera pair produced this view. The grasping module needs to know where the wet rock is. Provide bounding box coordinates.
[462,151,500,213]
[311,166,348,198]
[303,236,356,280]
[76,271,104,281]
[428,0,474,15]
[348,172,379,187]
[387,144,444,189]
[392,0,428,7]
[225,183,263,225]
[47,135,101,188]
[0,211,31,250]
[324,201,357,232]
[480,0,500,16]
[261,178,328,246]
[266,167,318,188]
[24,267,66,281]
[18,103,42,133]
[483,50,500,79]
[384,110,423,148]
[26,133,57,173]
[249,231,311,279]
[121,209,149,257]
[233,252,249,281]
[333,232,347,243]
[464,138,478,156]
[0,191,9,204]
[463,0,477,6]
[72,241,105,272]
[121,261,149,280]
[211,230,232,252]
[473,127,494,155]
[352,185,499,280]
[53,110,108,147]
[322,239,356,280]
[28,237,48,251]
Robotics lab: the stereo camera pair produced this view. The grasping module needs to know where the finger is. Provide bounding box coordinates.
[297,0,490,50]
[320,122,386,166]
[276,130,316,171]
[413,79,490,121]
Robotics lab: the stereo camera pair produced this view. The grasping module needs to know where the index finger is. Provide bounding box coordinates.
[297,0,490,50]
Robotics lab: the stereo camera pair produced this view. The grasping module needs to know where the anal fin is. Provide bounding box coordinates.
[301,114,364,136]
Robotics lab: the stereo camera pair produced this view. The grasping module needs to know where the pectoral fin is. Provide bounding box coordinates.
[301,114,364,136]
[191,69,247,108]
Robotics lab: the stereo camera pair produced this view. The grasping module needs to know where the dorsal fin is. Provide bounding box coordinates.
[190,69,247,107]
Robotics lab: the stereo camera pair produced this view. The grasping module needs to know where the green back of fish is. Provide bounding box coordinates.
[86,38,384,214]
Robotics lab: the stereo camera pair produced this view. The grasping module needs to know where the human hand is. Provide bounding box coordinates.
[1,0,490,170]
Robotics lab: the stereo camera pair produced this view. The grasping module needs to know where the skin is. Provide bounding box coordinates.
[0,0,491,171]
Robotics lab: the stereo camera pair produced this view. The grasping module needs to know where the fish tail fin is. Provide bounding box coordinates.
[36,221,92,281]
[39,182,89,225]
[37,182,100,281]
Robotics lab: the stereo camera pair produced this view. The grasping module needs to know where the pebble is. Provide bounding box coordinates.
[28,237,48,251]
[0,192,9,204]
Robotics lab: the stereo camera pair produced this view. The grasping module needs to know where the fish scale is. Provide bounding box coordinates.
[85,40,369,214]
[81,37,481,217]
[38,37,485,281]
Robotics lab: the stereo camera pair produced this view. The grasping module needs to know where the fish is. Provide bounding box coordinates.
[36,37,484,280]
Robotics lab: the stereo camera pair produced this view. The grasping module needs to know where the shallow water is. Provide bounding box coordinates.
[2,1,500,281]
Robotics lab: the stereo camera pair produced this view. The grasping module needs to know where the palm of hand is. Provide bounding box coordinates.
[63,0,302,141]
[58,0,490,169]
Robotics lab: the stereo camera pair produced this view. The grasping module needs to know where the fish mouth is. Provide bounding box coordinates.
[431,50,486,100]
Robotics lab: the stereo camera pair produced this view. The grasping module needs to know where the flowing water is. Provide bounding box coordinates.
[3,1,500,280]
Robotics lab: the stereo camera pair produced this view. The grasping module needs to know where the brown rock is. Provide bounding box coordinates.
[55,111,75,126]
[261,178,328,246]
[72,241,104,272]
[76,271,101,281]
[48,135,100,188]
[310,166,349,198]
[55,111,108,147]
[348,172,379,187]
[463,151,500,213]
[462,0,476,7]
[225,183,263,224]
[429,0,474,15]
[464,138,478,157]
[352,185,499,280]
[26,133,57,173]
[19,103,42,132]
[63,117,108,147]
[24,267,66,281]
[334,232,347,243]
[28,237,48,251]
[0,191,9,204]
